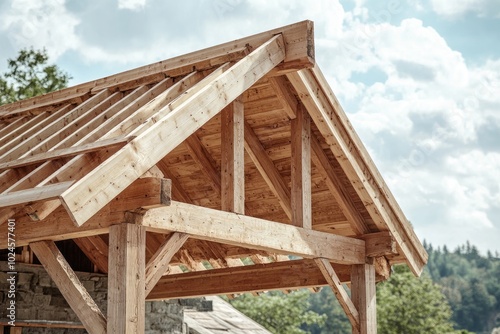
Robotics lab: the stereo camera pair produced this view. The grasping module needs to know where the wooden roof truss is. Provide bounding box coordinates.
[0,21,427,334]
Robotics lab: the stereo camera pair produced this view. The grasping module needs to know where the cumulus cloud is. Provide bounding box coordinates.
[430,0,500,18]
[0,0,80,59]
[118,0,147,11]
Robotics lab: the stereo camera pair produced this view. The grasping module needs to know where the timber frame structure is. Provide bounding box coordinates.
[0,21,427,333]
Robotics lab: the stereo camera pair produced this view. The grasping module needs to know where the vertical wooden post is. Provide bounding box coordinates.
[351,262,377,334]
[108,223,146,334]
[10,327,22,334]
[221,96,245,214]
[291,103,311,228]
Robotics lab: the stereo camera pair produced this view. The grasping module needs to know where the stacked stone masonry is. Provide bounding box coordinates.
[0,261,212,333]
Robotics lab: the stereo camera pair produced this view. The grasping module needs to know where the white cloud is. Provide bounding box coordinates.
[117,0,146,11]
[0,0,80,59]
[430,0,500,18]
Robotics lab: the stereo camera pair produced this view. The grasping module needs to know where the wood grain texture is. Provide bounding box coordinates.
[30,241,106,334]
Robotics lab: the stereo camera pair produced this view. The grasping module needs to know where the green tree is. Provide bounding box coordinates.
[377,265,464,334]
[230,290,326,334]
[0,48,71,105]
[303,287,350,334]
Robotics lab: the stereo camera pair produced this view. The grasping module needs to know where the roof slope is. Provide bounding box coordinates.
[0,20,426,282]
[185,296,271,334]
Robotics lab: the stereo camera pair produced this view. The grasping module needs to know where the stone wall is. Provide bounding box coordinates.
[0,261,211,333]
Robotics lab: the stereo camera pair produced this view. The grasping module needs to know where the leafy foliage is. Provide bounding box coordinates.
[377,265,462,334]
[229,290,326,334]
[0,48,71,105]
[425,241,500,333]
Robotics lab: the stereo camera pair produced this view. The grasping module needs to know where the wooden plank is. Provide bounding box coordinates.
[23,92,123,157]
[0,20,313,119]
[291,104,312,228]
[220,97,245,213]
[135,201,366,265]
[351,263,377,334]
[315,258,359,329]
[107,223,146,334]
[1,90,111,162]
[61,34,286,226]
[74,236,109,273]
[268,76,298,119]
[147,259,349,300]
[0,181,74,207]
[185,134,221,195]
[244,120,292,220]
[310,133,370,235]
[145,232,189,295]
[0,177,170,248]
[287,67,427,275]
[9,327,21,334]
[0,106,71,157]
[29,241,106,334]
[0,136,133,171]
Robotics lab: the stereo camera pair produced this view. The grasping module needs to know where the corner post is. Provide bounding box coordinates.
[108,223,146,334]
[351,262,377,334]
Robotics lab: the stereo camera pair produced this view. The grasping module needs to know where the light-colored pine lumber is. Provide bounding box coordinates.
[310,133,370,235]
[315,258,359,329]
[145,232,189,295]
[291,104,312,228]
[351,263,377,334]
[0,106,71,157]
[107,223,146,334]
[29,241,106,334]
[0,181,74,208]
[244,120,292,220]
[221,97,245,213]
[287,66,427,275]
[268,76,298,119]
[134,201,366,265]
[0,90,111,162]
[0,177,171,248]
[0,136,133,171]
[61,34,286,226]
[185,134,222,195]
[147,259,348,300]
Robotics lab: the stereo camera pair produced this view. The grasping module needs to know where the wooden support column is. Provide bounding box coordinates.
[291,104,311,228]
[29,241,106,334]
[108,223,146,334]
[221,96,245,214]
[351,262,377,334]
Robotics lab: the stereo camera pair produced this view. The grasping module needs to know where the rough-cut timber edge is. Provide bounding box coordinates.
[0,20,314,120]
[60,34,286,227]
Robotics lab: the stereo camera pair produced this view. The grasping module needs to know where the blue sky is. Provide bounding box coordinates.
[0,0,499,255]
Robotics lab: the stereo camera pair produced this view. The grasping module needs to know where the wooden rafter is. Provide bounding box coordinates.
[287,66,427,275]
[0,20,313,118]
[310,133,370,235]
[244,120,292,220]
[61,34,286,226]
[30,241,106,334]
